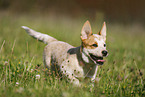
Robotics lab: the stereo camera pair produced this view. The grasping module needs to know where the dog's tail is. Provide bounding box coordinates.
[22,26,57,44]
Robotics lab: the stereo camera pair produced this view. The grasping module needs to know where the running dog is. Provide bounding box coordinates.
[22,20,108,86]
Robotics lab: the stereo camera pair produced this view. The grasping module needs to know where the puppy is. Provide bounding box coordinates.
[22,20,108,86]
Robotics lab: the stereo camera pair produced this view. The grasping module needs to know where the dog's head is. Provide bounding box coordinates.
[81,20,108,65]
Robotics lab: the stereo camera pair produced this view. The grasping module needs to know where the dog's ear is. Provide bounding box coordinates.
[98,22,106,41]
[81,20,92,40]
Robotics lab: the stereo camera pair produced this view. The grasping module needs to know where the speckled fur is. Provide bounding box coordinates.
[22,20,108,86]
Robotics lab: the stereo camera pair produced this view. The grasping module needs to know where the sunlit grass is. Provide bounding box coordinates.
[0,12,145,97]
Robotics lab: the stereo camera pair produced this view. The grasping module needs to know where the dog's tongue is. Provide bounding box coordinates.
[97,60,105,62]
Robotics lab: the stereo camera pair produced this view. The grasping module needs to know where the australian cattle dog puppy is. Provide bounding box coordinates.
[22,20,108,86]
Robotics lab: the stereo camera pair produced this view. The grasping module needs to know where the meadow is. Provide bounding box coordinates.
[0,12,145,97]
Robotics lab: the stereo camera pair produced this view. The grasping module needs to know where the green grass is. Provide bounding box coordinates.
[0,12,145,97]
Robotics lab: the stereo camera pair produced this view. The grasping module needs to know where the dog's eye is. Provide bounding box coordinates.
[104,44,106,47]
[92,44,98,47]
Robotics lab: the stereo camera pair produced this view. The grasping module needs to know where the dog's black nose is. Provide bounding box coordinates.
[102,50,108,56]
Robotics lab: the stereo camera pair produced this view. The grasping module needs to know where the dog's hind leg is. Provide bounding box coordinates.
[43,49,51,69]
[43,55,51,69]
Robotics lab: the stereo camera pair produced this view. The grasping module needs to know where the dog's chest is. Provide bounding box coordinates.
[60,53,98,80]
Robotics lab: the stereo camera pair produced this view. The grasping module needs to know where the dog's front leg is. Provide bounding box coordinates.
[61,68,81,86]
[60,63,81,86]
[67,73,80,86]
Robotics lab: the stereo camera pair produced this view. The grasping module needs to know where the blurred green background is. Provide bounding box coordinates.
[0,0,145,96]
[0,0,145,57]
[0,0,145,23]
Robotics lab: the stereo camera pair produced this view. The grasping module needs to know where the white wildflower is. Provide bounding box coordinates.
[36,74,40,79]
[16,82,19,85]
[4,61,8,66]
[30,69,34,72]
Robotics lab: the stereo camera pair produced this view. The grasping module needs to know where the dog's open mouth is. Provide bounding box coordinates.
[89,54,105,65]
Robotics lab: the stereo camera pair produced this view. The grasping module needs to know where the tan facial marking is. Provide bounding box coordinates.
[82,35,98,49]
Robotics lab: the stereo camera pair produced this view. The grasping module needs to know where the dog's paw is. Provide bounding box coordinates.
[71,78,82,87]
